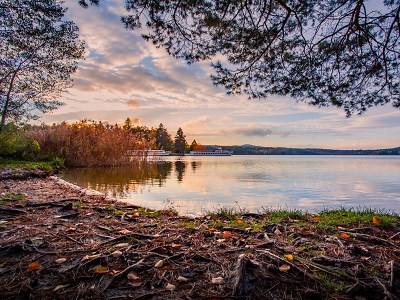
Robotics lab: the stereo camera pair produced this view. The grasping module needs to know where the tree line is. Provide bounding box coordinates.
[0,118,205,167]
[123,118,204,154]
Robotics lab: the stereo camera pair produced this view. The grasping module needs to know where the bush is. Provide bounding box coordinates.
[0,123,40,160]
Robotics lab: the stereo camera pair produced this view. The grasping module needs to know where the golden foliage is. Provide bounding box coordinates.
[27,120,150,167]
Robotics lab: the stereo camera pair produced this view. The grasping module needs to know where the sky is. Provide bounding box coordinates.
[41,0,400,150]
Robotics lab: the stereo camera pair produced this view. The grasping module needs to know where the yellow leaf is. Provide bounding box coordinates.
[279,264,291,272]
[95,266,109,274]
[28,261,41,271]
[340,233,350,239]
[372,216,380,225]
[284,254,294,261]
[223,231,232,238]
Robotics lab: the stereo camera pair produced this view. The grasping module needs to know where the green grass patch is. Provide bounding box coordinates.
[0,158,54,171]
[205,206,248,221]
[262,208,307,223]
[318,207,400,228]
[0,193,28,204]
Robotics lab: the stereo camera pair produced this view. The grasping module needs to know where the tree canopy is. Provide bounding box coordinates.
[0,0,85,130]
[81,0,400,116]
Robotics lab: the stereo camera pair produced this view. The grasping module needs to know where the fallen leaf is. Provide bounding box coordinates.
[177,276,188,282]
[28,262,41,271]
[372,216,380,225]
[94,266,109,274]
[154,259,164,268]
[211,277,225,285]
[111,250,123,258]
[55,258,67,264]
[127,273,142,287]
[236,220,244,225]
[200,224,208,230]
[82,254,101,261]
[53,284,69,292]
[216,239,226,243]
[313,215,320,222]
[223,231,232,238]
[131,212,140,218]
[168,211,175,217]
[165,283,176,291]
[65,227,76,233]
[127,272,140,280]
[215,219,221,223]
[118,229,133,235]
[284,254,294,261]
[114,243,129,248]
[274,228,282,236]
[279,264,291,272]
[340,233,350,239]
[209,227,216,231]
[128,278,142,287]
[171,243,181,248]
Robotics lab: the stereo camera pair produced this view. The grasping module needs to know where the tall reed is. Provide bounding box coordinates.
[27,120,150,167]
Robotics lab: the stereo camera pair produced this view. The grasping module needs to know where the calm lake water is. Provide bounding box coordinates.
[61,155,400,215]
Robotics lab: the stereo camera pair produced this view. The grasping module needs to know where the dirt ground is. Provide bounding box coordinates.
[0,174,399,299]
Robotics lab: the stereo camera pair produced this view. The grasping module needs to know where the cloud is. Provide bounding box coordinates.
[126,99,140,108]
[221,125,274,137]
[183,116,210,129]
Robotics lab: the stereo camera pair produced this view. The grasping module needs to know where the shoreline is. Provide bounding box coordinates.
[1,174,399,299]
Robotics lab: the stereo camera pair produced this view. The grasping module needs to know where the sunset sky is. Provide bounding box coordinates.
[43,0,400,150]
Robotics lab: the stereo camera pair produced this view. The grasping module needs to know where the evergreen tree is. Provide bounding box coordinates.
[155,123,173,150]
[174,127,187,154]
[120,0,400,116]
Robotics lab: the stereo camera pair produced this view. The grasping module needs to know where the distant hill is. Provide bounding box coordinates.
[204,145,400,155]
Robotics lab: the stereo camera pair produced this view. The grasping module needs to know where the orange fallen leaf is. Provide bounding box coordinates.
[215,219,221,223]
[171,243,182,248]
[130,212,140,218]
[28,262,41,271]
[209,227,216,232]
[168,211,175,217]
[372,216,380,225]
[340,233,350,239]
[236,220,244,225]
[279,264,291,272]
[313,215,320,222]
[284,254,294,261]
[223,231,232,238]
[95,266,109,274]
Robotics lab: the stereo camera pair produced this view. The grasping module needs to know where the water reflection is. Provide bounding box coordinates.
[61,156,400,215]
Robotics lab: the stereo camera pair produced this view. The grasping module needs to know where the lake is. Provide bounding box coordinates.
[60,155,400,215]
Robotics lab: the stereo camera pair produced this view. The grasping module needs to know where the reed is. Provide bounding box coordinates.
[27,120,150,167]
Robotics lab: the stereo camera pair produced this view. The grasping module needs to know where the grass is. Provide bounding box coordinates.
[0,158,54,171]
[318,206,400,228]
[0,193,28,204]
[262,208,307,223]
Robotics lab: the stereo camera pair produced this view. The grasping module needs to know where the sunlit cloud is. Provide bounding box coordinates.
[44,0,400,149]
